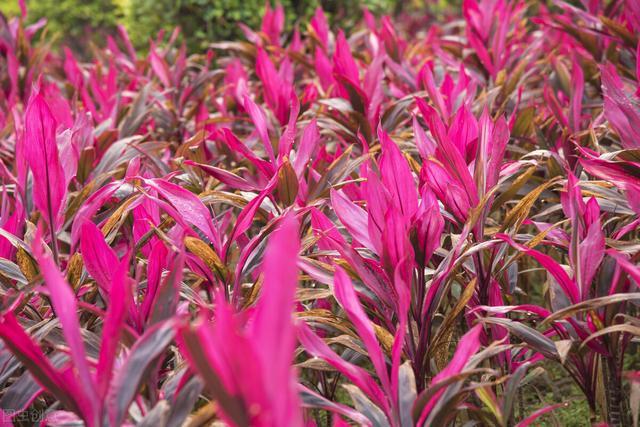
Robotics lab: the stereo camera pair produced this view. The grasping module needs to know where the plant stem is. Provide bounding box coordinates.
[605,356,624,427]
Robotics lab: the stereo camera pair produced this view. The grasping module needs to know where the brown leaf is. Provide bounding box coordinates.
[554,339,572,365]
[101,195,139,240]
[185,236,229,283]
[16,247,37,282]
[430,278,477,363]
[295,288,333,302]
[277,158,299,207]
[66,253,84,290]
[500,178,560,232]
[373,324,394,354]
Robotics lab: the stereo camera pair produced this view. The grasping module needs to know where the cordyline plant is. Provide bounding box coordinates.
[0,0,638,426]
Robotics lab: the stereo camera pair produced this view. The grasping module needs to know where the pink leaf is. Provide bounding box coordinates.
[601,63,640,149]
[418,324,483,424]
[577,202,604,298]
[96,255,132,399]
[243,94,276,163]
[251,214,303,425]
[378,126,418,219]
[310,7,329,49]
[80,221,118,292]
[144,178,220,250]
[333,267,391,394]
[497,233,579,303]
[413,115,436,159]
[297,322,388,411]
[149,44,171,87]
[294,119,319,177]
[255,47,282,121]
[24,91,66,232]
[261,1,284,45]
[222,128,275,178]
[227,173,278,248]
[414,187,444,266]
[333,31,360,91]
[32,235,99,424]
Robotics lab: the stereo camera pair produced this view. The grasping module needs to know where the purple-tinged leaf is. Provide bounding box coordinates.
[300,386,372,426]
[144,178,220,250]
[0,313,83,417]
[497,233,579,304]
[80,221,118,292]
[184,160,257,191]
[96,255,132,400]
[297,322,388,412]
[333,266,391,395]
[516,403,567,427]
[32,235,99,425]
[108,319,177,426]
[331,189,375,251]
[222,128,275,178]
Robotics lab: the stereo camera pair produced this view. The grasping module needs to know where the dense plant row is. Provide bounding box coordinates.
[0,1,638,426]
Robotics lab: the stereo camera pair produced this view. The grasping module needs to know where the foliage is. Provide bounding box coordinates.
[2,0,122,53]
[1,0,405,52]
[0,1,638,426]
[121,0,402,51]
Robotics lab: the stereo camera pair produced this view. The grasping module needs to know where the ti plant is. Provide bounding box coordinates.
[0,1,638,426]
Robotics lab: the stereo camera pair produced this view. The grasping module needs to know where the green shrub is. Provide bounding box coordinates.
[122,0,401,51]
[1,0,123,54]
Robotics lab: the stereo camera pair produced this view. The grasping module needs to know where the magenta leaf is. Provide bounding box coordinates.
[24,91,67,233]
[79,221,118,292]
